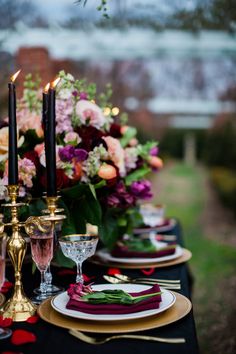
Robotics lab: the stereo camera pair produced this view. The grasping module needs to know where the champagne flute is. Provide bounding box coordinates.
[59,234,98,284]
[30,227,54,304]
[33,222,64,296]
[0,233,12,340]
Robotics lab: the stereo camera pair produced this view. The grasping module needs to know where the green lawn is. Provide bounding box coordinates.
[153,161,236,353]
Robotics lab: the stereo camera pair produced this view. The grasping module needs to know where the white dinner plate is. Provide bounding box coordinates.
[96,245,183,265]
[51,284,176,322]
[134,218,177,233]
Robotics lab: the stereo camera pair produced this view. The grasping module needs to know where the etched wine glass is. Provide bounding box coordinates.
[59,234,98,284]
[0,233,12,339]
[29,226,54,304]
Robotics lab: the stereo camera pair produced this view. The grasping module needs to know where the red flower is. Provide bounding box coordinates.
[109,123,122,138]
[76,126,105,151]
[56,169,71,189]
[40,169,71,190]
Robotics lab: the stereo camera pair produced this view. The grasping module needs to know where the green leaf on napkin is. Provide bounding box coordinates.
[82,289,161,305]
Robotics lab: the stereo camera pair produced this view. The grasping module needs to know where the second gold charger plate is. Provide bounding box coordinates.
[90,248,192,269]
[38,292,192,333]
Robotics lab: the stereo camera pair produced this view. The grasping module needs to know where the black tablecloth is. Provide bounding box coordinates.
[1,221,199,354]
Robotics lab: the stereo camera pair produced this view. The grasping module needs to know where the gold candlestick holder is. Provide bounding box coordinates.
[0,186,66,322]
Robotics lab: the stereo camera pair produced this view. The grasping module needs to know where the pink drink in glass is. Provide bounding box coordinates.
[0,255,5,289]
[30,235,53,271]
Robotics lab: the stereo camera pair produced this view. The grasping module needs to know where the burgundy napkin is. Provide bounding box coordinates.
[111,244,176,259]
[66,284,162,314]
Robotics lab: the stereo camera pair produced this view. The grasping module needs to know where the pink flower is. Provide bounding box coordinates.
[56,98,73,134]
[17,108,43,137]
[76,100,106,129]
[18,158,36,188]
[124,147,138,171]
[102,136,126,176]
[64,132,81,145]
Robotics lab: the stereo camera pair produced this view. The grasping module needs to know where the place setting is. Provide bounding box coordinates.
[37,231,192,343]
[92,204,192,270]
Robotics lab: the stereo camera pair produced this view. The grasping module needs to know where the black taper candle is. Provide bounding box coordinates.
[8,77,18,185]
[46,86,57,197]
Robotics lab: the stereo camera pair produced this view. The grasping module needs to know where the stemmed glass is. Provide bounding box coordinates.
[29,226,54,304]
[0,233,12,339]
[59,234,98,284]
[33,222,64,296]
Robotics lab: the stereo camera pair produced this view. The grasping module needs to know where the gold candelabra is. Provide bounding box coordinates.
[0,185,66,322]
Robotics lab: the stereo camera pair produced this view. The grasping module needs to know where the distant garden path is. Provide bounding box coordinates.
[151,160,236,354]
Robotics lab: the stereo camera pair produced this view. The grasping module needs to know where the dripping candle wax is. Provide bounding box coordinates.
[45,78,60,197]
[8,70,21,185]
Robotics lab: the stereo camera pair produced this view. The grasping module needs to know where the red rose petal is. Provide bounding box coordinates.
[26,315,39,324]
[107,268,121,276]
[0,315,13,327]
[11,329,36,345]
[83,274,95,283]
[140,268,155,276]
[3,281,14,289]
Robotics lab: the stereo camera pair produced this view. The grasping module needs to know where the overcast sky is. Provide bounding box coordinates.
[31,0,197,22]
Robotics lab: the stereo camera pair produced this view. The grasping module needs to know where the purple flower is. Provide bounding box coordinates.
[74,148,88,161]
[130,180,153,200]
[150,146,159,156]
[72,90,79,97]
[79,92,88,100]
[59,145,75,162]
[107,182,136,208]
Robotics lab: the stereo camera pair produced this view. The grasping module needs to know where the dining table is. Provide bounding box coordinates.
[1,220,199,354]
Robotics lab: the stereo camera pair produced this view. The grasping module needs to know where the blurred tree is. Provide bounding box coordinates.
[0,0,36,29]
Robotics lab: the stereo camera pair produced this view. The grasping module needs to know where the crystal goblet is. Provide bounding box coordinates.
[29,227,54,304]
[59,234,98,284]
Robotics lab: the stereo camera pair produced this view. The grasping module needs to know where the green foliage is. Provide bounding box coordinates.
[125,166,151,186]
[21,73,41,113]
[210,167,236,214]
[204,117,236,170]
[120,127,137,147]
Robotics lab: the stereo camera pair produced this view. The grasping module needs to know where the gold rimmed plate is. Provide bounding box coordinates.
[90,248,192,269]
[38,291,192,333]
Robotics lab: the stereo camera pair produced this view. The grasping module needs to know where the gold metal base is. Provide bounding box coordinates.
[1,291,36,322]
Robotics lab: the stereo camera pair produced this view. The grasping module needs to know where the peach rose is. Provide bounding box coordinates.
[149,156,163,169]
[0,127,24,162]
[102,136,126,177]
[98,164,117,180]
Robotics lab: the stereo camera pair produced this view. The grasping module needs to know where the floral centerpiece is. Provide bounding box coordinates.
[0,71,163,266]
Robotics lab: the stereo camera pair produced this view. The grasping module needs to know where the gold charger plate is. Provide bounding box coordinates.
[90,248,192,269]
[0,293,6,307]
[38,292,192,333]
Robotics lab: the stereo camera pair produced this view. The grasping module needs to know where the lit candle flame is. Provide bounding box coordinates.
[44,83,50,93]
[10,69,21,83]
[51,77,60,89]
